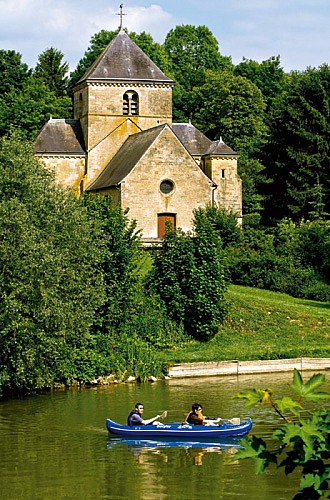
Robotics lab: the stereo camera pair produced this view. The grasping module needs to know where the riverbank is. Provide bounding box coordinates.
[88,357,330,386]
[168,357,330,378]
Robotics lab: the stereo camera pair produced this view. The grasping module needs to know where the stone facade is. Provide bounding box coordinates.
[35,30,242,240]
[119,126,213,238]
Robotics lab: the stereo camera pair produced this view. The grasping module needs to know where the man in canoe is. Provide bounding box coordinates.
[127,402,165,426]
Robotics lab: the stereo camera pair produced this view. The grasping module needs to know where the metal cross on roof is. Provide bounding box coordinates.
[116,3,127,31]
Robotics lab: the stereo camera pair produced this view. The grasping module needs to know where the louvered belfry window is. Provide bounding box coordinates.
[123,91,139,115]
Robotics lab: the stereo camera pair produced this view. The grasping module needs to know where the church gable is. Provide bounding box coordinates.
[95,124,213,239]
[85,117,142,186]
[86,124,167,191]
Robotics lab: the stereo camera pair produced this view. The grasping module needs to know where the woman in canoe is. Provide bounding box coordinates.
[186,403,222,426]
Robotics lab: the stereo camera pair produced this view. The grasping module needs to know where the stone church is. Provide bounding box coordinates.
[35,28,242,241]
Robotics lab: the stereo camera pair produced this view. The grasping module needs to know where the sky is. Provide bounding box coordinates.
[1,0,329,73]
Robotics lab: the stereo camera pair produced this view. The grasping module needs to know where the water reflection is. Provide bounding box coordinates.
[107,436,242,466]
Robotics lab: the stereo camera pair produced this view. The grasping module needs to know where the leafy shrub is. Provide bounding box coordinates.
[224,216,330,302]
[146,208,228,340]
[300,280,330,302]
[234,370,330,499]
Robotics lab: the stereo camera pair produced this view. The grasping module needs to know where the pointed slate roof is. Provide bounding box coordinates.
[86,124,168,191]
[34,119,85,154]
[77,30,174,85]
[173,123,237,157]
[206,138,238,156]
[172,122,213,155]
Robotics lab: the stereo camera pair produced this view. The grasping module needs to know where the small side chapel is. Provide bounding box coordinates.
[35,19,242,241]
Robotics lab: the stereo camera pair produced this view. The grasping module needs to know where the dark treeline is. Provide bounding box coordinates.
[0,26,329,395]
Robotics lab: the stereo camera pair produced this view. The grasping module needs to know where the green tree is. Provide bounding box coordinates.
[197,205,242,248]
[192,70,268,214]
[146,208,228,340]
[296,219,330,283]
[234,369,330,499]
[234,56,285,106]
[34,47,69,97]
[0,49,31,95]
[188,208,228,339]
[164,25,233,91]
[146,227,194,327]
[0,77,71,139]
[164,25,233,123]
[82,195,176,382]
[193,70,267,153]
[0,135,104,393]
[82,194,142,333]
[262,65,330,222]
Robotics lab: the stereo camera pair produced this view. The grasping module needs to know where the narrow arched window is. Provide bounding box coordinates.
[123,91,139,115]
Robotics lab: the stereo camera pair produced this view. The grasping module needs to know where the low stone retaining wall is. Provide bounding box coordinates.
[168,358,330,378]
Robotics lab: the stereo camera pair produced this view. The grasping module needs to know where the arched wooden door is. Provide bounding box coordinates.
[157,213,176,238]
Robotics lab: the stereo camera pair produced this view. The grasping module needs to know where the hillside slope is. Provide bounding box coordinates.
[161,285,330,363]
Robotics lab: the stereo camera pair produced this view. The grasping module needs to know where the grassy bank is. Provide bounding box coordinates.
[160,285,330,363]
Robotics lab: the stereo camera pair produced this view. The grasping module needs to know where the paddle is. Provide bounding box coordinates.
[203,417,241,426]
[159,410,167,420]
[218,417,241,425]
[144,410,167,425]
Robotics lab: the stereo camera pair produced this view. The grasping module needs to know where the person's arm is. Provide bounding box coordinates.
[203,417,221,426]
[142,414,161,425]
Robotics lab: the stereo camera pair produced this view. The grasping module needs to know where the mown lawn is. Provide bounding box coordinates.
[160,285,330,363]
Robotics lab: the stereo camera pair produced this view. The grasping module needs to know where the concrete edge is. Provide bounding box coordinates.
[168,358,330,378]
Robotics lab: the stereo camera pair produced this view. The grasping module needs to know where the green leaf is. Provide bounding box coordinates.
[303,391,330,401]
[233,388,264,406]
[300,473,321,491]
[302,373,326,395]
[275,396,302,417]
[292,369,326,398]
[291,368,303,393]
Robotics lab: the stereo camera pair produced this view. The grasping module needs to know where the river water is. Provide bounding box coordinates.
[0,371,328,500]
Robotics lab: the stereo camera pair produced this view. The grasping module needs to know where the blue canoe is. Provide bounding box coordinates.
[106,418,252,438]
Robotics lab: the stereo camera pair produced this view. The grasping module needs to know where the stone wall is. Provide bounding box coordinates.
[37,155,86,196]
[204,156,242,216]
[120,127,213,238]
[168,358,330,378]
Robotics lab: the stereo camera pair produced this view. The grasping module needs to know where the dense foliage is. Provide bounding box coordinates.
[221,215,330,302]
[0,137,182,394]
[0,136,103,392]
[146,209,228,340]
[34,47,69,97]
[0,49,71,139]
[234,369,330,499]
